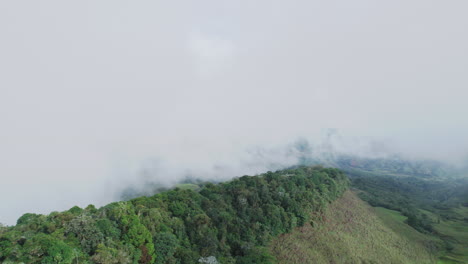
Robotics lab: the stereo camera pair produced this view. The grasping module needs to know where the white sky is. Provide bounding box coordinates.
[1,0,468,225]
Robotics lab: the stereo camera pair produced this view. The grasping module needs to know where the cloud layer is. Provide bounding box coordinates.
[1,0,468,225]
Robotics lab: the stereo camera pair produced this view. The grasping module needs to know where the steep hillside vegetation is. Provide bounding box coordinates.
[0,167,348,264]
[296,152,468,263]
[349,168,468,263]
[270,190,437,264]
[3,158,464,264]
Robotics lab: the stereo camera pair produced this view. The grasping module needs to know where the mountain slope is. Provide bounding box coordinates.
[350,173,468,263]
[270,190,438,264]
[2,162,464,263]
[0,166,348,264]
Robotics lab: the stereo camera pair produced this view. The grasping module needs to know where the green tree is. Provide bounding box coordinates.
[23,233,74,264]
[65,214,104,254]
[153,232,179,264]
[123,215,156,264]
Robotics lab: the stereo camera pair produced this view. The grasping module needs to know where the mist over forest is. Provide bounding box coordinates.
[1,1,468,263]
[1,0,468,245]
[2,132,466,225]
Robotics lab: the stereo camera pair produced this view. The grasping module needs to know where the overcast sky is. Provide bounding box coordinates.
[1,0,467,225]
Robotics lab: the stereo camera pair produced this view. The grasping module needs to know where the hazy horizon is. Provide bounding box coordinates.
[1,0,468,225]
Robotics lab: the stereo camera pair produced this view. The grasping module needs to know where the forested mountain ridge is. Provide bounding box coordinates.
[0,166,348,264]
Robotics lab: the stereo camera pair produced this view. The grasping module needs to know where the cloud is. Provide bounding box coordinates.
[1,0,468,225]
[188,30,235,77]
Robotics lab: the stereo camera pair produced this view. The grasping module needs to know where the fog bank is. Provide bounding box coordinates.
[1,0,468,225]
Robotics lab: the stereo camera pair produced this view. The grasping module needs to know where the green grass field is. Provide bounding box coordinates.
[374,207,442,250]
[434,207,468,263]
[269,191,437,263]
[415,206,468,263]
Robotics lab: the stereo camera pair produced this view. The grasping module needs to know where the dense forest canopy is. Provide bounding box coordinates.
[2,156,467,263]
[0,167,348,264]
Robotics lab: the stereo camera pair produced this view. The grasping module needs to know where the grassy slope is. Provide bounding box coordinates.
[374,208,448,261]
[419,207,468,263]
[269,191,437,264]
[435,210,468,263]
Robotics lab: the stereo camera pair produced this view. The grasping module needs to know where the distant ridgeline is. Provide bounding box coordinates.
[0,166,348,264]
[335,155,460,179]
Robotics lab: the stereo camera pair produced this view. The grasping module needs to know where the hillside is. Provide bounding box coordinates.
[270,190,437,264]
[351,173,468,263]
[297,152,468,263]
[2,163,465,264]
[0,167,348,264]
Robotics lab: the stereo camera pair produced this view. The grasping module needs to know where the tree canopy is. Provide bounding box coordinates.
[0,166,348,264]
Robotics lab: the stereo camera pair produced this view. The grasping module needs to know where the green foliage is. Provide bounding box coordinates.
[350,167,468,263]
[23,233,74,264]
[352,175,438,233]
[65,214,104,254]
[68,206,83,215]
[0,166,348,263]
[153,232,178,264]
[122,215,155,264]
[237,247,276,264]
[17,213,40,225]
[96,218,121,240]
[91,243,132,264]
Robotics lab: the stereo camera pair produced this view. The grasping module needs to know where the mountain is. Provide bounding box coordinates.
[1,161,466,264]
[0,167,348,264]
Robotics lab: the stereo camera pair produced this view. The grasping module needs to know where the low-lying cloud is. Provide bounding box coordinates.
[1,0,468,225]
